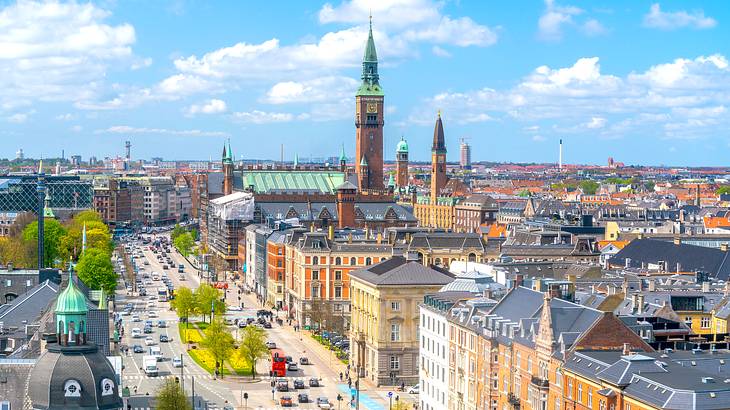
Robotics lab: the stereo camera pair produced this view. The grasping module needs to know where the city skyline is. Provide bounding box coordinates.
[1,0,729,166]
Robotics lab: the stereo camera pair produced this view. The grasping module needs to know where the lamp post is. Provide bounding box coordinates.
[180,354,184,393]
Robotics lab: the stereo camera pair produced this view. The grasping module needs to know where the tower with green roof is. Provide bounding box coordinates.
[55,267,88,346]
[396,136,409,187]
[223,140,234,195]
[355,14,384,190]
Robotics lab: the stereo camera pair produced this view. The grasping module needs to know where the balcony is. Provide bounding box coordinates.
[507,393,520,407]
[530,376,550,389]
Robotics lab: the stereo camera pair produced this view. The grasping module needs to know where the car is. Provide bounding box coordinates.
[179,275,186,281]
[263,321,272,329]
[287,362,298,371]
[162,265,168,270]
[144,336,154,346]
[293,379,305,389]
[279,396,293,407]
[309,378,320,387]
[227,305,243,312]
[297,393,309,403]
[143,326,152,334]
[143,260,150,265]
[132,314,141,322]
[131,328,142,338]
[276,381,289,392]
[173,357,183,367]
[222,406,234,410]
[145,320,154,327]
[159,335,169,342]
[408,384,419,394]
[132,344,144,353]
[157,320,167,328]
[266,342,277,349]
[299,357,309,365]
[238,322,247,328]
[316,397,331,409]
[148,311,158,318]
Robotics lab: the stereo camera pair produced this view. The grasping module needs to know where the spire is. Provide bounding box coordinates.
[357,14,382,96]
[340,144,347,163]
[38,159,43,175]
[432,112,446,153]
[227,139,233,161]
[222,143,227,160]
[387,174,395,187]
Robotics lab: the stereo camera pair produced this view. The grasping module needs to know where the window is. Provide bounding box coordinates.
[391,301,401,311]
[391,324,401,341]
[701,316,711,328]
[5,280,10,287]
[335,270,342,281]
[335,286,342,299]
[685,316,693,326]
[578,383,583,403]
[312,256,319,265]
[333,303,342,311]
[555,368,562,387]
[365,257,372,265]
[26,279,31,287]
[390,355,400,370]
[567,379,573,399]
[311,286,319,298]
[277,260,282,267]
[587,389,593,407]
[312,270,319,280]
[350,257,356,265]
[555,397,561,410]
[335,257,342,265]
[527,356,533,374]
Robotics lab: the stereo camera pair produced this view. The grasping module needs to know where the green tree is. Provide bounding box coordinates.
[71,210,104,226]
[76,248,117,292]
[174,232,194,257]
[200,318,234,377]
[237,325,269,379]
[22,218,67,268]
[579,180,600,195]
[171,224,185,241]
[189,228,199,241]
[517,189,531,197]
[171,287,197,327]
[644,182,656,192]
[154,378,192,410]
[716,186,730,196]
[194,284,226,323]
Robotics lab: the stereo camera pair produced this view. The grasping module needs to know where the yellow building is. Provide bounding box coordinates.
[350,256,452,387]
[413,195,457,229]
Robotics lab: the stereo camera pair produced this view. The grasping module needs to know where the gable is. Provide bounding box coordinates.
[572,312,654,353]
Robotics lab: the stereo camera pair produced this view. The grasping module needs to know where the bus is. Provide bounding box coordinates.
[157,287,168,302]
[271,348,286,377]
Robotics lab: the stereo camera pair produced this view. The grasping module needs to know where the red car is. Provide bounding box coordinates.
[279,396,293,407]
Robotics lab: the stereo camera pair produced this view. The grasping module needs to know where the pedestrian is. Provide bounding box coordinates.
[339,372,343,381]
[348,379,352,389]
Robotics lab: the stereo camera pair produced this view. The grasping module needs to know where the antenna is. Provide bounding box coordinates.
[559,139,563,171]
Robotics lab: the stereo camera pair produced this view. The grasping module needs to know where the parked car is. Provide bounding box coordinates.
[159,335,169,343]
[279,396,293,407]
[287,362,298,371]
[297,393,309,403]
[309,378,320,387]
[157,320,167,328]
[408,384,419,394]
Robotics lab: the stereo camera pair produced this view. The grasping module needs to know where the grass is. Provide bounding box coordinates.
[194,321,210,331]
[187,349,231,376]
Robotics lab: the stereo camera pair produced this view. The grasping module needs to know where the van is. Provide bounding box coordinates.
[149,346,163,361]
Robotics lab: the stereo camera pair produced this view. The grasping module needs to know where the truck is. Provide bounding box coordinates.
[143,355,158,376]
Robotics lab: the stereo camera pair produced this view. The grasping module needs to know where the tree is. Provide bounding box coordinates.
[171,224,186,241]
[237,325,269,379]
[76,248,117,292]
[194,284,225,323]
[189,228,199,241]
[154,378,192,410]
[171,287,197,326]
[174,232,194,257]
[200,318,234,377]
[71,210,104,226]
[22,218,67,268]
[579,180,600,195]
[717,186,730,196]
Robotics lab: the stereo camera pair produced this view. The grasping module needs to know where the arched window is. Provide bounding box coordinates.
[58,320,64,335]
[468,253,476,262]
[335,257,342,265]
[434,258,441,266]
[312,256,319,265]
[365,257,372,266]
[350,257,356,266]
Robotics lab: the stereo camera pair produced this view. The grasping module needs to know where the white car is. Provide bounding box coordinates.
[227,305,243,312]
[148,311,158,318]
[132,314,141,322]
[408,384,419,394]
[145,336,155,346]
[173,357,183,368]
[131,328,142,338]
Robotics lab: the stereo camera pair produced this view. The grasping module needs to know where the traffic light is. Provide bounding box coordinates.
[244,393,249,400]
[175,377,179,384]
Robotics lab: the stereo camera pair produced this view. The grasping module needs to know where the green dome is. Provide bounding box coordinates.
[55,274,87,314]
[396,138,408,153]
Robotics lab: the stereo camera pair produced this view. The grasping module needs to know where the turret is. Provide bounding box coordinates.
[55,267,88,346]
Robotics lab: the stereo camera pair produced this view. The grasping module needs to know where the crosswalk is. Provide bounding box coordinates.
[123,373,216,381]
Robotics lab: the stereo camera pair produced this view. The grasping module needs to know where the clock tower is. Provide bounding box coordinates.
[355,16,384,190]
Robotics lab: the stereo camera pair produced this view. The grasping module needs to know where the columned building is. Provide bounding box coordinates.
[355,17,384,190]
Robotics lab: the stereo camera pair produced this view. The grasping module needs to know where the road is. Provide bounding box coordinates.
[115,233,397,410]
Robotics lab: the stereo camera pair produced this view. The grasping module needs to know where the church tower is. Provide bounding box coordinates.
[222,140,234,195]
[395,137,409,187]
[430,112,447,203]
[355,15,384,190]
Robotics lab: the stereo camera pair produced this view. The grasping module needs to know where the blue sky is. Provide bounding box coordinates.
[1,0,729,166]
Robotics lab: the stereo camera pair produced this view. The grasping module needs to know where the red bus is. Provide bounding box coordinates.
[271,348,286,377]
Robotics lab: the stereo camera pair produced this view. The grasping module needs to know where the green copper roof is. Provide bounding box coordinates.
[356,83,384,96]
[241,171,346,194]
[396,137,408,153]
[55,270,87,314]
[43,206,55,218]
[357,16,382,97]
[223,141,233,164]
[387,174,395,187]
[339,145,347,162]
[360,156,368,166]
[363,17,378,63]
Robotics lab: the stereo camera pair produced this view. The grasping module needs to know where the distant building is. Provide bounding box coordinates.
[453,194,498,233]
[459,140,471,170]
[395,137,409,187]
[15,148,23,160]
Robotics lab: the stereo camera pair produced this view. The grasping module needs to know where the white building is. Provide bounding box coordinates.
[419,294,454,410]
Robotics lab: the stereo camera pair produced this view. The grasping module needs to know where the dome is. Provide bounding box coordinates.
[55,275,87,314]
[396,138,408,153]
[28,343,122,410]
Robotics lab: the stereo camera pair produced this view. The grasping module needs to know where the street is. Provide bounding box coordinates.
[115,233,409,410]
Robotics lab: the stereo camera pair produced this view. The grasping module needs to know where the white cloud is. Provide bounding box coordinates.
[131,57,153,70]
[582,19,607,36]
[263,77,358,104]
[231,110,295,124]
[6,113,28,123]
[432,46,451,58]
[538,0,606,41]
[414,54,730,140]
[55,113,75,121]
[186,99,228,115]
[319,0,440,29]
[96,125,228,137]
[532,135,546,142]
[404,16,497,47]
[0,1,136,109]
[70,125,83,132]
[643,3,716,30]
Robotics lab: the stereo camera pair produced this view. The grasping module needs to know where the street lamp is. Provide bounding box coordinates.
[337,394,342,410]
[241,391,248,410]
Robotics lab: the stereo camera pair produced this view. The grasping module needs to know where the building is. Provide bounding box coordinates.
[349,256,453,386]
[355,17,384,190]
[453,194,498,233]
[127,176,178,225]
[223,141,234,196]
[244,224,273,298]
[266,231,287,309]
[93,177,144,227]
[0,175,93,214]
[407,232,490,268]
[207,192,255,271]
[459,140,471,170]
[396,138,409,187]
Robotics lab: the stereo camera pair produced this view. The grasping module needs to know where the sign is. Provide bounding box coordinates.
[387,391,393,398]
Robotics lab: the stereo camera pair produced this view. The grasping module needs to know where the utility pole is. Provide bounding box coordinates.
[180,353,184,393]
[191,375,195,410]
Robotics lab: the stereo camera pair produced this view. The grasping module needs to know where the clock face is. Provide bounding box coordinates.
[366,103,378,113]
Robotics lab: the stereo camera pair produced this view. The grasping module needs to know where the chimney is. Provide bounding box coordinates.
[673,236,681,246]
[702,281,710,293]
[722,243,729,252]
[648,280,656,292]
[328,225,334,241]
[622,343,631,356]
[6,263,13,272]
[513,274,524,289]
[483,288,493,299]
[637,294,645,314]
[631,294,639,313]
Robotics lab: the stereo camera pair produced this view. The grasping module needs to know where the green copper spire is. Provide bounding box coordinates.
[396,136,408,153]
[56,268,87,314]
[223,140,233,164]
[357,14,383,96]
[339,144,347,163]
[387,173,395,187]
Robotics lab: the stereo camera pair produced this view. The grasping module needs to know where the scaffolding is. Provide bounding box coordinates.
[0,176,93,212]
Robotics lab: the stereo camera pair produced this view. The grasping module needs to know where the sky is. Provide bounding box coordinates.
[1,0,729,166]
